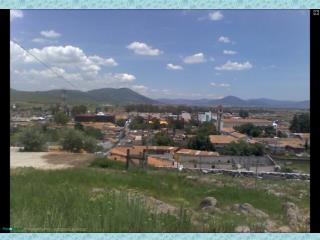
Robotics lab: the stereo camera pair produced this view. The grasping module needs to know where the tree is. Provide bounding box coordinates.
[197,122,217,136]
[239,109,249,118]
[60,129,85,153]
[54,112,70,125]
[152,132,174,146]
[83,137,99,153]
[220,140,265,156]
[74,122,84,131]
[84,126,104,140]
[71,105,87,117]
[290,113,310,133]
[187,134,215,151]
[18,128,46,151]
[116,119,127,127]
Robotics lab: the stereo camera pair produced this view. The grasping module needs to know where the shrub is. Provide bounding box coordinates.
[18,128,46,151]
[54,111,70,125]
[60,129,85,153]
[90,158,126,169]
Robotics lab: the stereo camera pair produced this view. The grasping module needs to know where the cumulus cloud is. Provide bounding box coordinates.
[10,10,23,21]
[209,11,224,21]
[223,50,237,55]
[183,53,206,64]
[210,82,230,87]
[113,73,136,82]
[11,42,118,75]
[40,30,61,39]
[218,36,231,43]
[127,41,163,56]
[10,41,135,90]
[89,55,118,67]
[215,60,253,71]
[166,63,183,70]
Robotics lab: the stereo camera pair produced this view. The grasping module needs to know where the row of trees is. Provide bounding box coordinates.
[12,124,103,153]
[218,140,265,156]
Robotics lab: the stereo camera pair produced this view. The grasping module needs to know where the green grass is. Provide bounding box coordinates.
[90,158,127,170]
[11,167,310,232]
[279,161,310,174]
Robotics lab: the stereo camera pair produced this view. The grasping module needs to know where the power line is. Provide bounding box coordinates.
[12,40,79,90]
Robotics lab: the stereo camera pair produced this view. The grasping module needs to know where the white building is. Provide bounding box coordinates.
[180,111,191,122]
[198,111,213,123]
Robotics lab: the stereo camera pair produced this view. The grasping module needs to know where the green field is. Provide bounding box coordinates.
[11,162,310,232]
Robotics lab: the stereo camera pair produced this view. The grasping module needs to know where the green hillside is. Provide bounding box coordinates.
[10,88,157,106]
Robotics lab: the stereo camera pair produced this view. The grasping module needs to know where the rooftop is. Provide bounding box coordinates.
[209,135,238,144]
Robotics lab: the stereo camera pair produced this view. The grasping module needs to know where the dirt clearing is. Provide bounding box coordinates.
[10,150,95,170]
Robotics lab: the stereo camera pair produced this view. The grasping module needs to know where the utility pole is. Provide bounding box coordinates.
[126,149,130,170]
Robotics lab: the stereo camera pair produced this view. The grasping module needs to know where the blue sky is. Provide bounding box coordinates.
[11,10,309,101]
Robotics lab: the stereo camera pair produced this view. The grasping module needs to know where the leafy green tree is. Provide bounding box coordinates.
[220,140,264,156]
[60,129,85,153]
[54,111,70,125]
[18,128,46,151]
[197,122,217,136]
[84,126,104,140]
[116,119,127,127]
[290,113,310,133]
[152,132,174,146]
[74,122,84,131]
[71,105,87,117]
[239,109,249,118]
[83,137,99,153]
[187,134,215,151]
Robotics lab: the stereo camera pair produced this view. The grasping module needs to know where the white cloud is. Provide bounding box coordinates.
[40,30,61,39]
[215,60,253,71]
[32,38,58,45]
[210,82,230,87]
[10,41,133,90]
[127,41,163,56]
[10,10,23,21]
[89,55,118,67]
[11,42,118,76]
[183,53,206,64]
[223,50,237,55]
[209,11,224,21]
[113,73,136,82]
[218,36,231,43]
[166,63,183,70]
[132,85,148,93]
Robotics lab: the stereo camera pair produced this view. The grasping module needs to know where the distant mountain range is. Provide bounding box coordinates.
[10,88,157,105]
[10,88,309,109]
[157,96,309,109]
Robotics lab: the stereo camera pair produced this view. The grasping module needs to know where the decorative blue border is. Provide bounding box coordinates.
[1,0,320,9]
[4,0,316,239]
[1,233,319,239]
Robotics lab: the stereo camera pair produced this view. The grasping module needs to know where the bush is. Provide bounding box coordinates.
[220,140,265,156]
[60,129,85,153]
[290,113,310,133]
[152,132,174,146]
[18,128,46,151]
[54,112,70,125]
[187,134,215,151]
[84,126,104,140]
[83,137,99,153]
[90,158,126,169]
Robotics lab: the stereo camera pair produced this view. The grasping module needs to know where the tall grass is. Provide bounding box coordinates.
[11,167,309,232]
